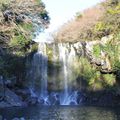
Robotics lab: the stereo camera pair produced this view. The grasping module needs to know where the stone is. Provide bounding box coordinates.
[5,89,24,107]
[26,97,38,105]
[0,101,11,108]
[100,34,113,45]
[16,89,31,98]
[12,118,20,120]
[0,115,2,120]
[0,87,24,108]
[20,117,25,120]
[12,117,25,120]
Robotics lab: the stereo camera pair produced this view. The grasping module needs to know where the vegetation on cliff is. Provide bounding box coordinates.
[0,0,50,81]
[54,0,120,91]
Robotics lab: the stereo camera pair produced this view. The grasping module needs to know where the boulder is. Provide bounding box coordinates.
[5,88,24,106]
[0,87,24,108]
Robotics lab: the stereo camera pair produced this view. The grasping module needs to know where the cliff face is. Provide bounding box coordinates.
[28,35,118,91]
[51,0,120,91]
[0,0,50,81]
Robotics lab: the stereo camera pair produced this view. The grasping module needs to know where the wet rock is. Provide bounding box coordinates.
[12,118,20,120]
[5,89,24,106]
[38,98,45,105]
[12,117,25,120]
[20,117,25,120]
[0,101,11,108]
[0,86,24,108]
[70,101,76,105]
[16,89,31,99]
[26,97,38,105]
[98,93,113,106]
[49,92,60,105]
[0,115,3,120]
[54,100,60,105]
[0,76,16,88]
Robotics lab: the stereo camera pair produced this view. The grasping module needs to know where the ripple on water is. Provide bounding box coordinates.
[0,106,120,120]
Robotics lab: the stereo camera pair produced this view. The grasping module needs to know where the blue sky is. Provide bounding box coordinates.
[34,0,102,42]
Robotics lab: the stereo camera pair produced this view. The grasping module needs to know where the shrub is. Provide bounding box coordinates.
[93,44,101,57]
[77,57,96,82]
[9,34,31,53]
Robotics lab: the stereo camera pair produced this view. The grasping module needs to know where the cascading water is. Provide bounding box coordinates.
[59,43,69,105]
[37,43,48,100]
[59,44,78,105]
[29,43,49,105]
[29,42,81,105]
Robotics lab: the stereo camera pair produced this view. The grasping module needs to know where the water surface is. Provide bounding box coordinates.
[0,106,120,120]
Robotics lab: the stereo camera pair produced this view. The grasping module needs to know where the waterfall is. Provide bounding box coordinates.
[28,43,49,104]
[37,43,48,99]
[59,43,69,105]
[28,42,82,105]
[58,43,78,105]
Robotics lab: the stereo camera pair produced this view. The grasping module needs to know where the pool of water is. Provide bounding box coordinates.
[0,106,120,120]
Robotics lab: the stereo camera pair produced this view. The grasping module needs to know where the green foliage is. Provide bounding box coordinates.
[82,59,95,80]
[93,44,101,57]
[116,32,120,40]
[35,0,41,5]
[91,1,120,39]
[101,41,120,71]
[46,45,53,61]
[0,0,10,9]
[103,74,115,86]
[0,54,25,78]
[75,57,116,90]
[89,72,116,90]
[31,43,38,53]
[113,60,120,72]
[89,72,103,90]
[20,23,33,32]
[9,34,31,53]
[0,0,50,82]
[0,0,10,4]
[102,1,120,34]
[94,22,105,31]
[77,57,96,81]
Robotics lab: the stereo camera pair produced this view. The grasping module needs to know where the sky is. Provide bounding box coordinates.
[34,0,102,42]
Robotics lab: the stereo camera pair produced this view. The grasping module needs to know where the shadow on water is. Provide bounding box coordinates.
[0,105,120,120]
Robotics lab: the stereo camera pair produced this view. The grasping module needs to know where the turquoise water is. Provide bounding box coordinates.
[0,106,120,120]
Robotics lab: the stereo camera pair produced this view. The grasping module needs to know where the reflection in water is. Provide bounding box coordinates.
[0,106,119,120]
